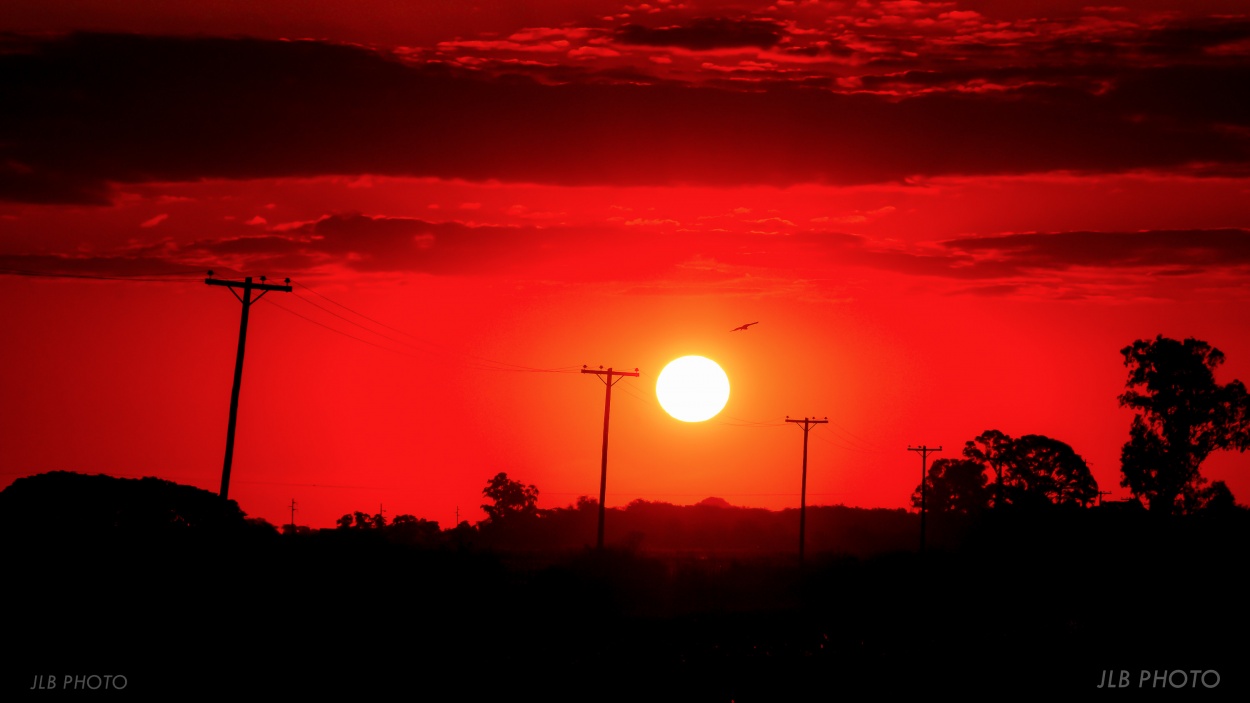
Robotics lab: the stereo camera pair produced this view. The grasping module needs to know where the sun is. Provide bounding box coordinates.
[656,356,731,422]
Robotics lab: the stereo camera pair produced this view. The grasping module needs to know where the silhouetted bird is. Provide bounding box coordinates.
[730,322,759,332]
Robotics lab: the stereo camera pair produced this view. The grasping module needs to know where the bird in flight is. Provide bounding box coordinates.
[730,322,759,332]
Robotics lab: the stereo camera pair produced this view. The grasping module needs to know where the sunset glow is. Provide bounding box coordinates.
[1,0,1248,529]
[656,356,731,423]
[5,4,1249,696]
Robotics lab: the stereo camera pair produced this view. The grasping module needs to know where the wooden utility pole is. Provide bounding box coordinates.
[908,445,942,553]
[581,365,640,549]
[289,499,297,531]
[786,416,827,563]
[206,273,292,499]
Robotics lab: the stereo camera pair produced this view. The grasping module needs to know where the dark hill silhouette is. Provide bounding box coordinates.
[0,471,264,542]
[6,472,1249,698]
[469,497,919,556]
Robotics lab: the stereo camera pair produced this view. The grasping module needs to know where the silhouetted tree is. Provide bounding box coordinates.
[911,458,991,514]
[446,519,478,548]
[1119,336,1250,514]
[1001,434,1098,508]
[386,514,441,544]
[955,430,1097,509]
[1195,480,1240,515]
[336,511,386,530]
[480,472,539,524]
[963,429,1013,507]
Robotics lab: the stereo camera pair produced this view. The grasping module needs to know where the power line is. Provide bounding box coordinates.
[609,384,790,429]
[614,381,654,407]
[291,290,419,349]
[825,420,889,452]
[270,280,582,375]
[812,431,888,455]
[292,279,582,375]
[265,297,420,357]
[715,414,788,428]
[8,268,582,375]
[290,289,582,374]
[294,280,420,340]
[235,479,387,490]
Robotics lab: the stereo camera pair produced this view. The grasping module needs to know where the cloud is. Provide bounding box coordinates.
[1139,18,1250,57]
[942,229,1250,270]
[191,214,580,276]
[6,215,1250,302]
[3,212,857,281]
[0,253,205,278]
[146,216,1250,281]
[0,160,113,205]
[796,228,1250,285]
[1,33,1247,203]
[613,18,788,50]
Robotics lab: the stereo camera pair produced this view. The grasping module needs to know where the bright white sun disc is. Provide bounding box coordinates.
[656,356,730,422]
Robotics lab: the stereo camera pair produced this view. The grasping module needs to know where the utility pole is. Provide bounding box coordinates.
[908,445,942,553]
[581,365,640,549]
[1098,490,1111,507]
[289,499,297,532]
[786,416,827,563]
[206,272,292,500]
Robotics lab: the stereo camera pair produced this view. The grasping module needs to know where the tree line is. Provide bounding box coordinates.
[329,334,1247,550]
[4,335,1244,554]
[914,335,1248,516]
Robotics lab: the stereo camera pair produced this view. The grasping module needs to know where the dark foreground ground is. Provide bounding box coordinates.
[7,510,1249,701]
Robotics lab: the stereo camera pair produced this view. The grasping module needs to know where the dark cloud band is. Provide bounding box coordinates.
[1,33,1247,204]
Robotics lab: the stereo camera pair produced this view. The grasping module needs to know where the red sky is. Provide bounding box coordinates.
[2,1,1248,529]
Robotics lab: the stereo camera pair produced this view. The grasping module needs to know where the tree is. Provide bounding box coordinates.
[386,514,441,544]
[911,458,991,514]
[1195,480,1239,515]
[0,471,252,538]
[480,472,539,525]
[1000,434,1098,508]
[335,511,386,530]
[963,429,1013,508]
[954,430,1098,509]
[1119,336,1250,514]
